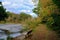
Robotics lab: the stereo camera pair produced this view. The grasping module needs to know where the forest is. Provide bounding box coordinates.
[0,0,60,40]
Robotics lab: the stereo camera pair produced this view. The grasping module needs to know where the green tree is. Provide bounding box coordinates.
[0,2,8,21]
[19,12,32,21]
[6,12,20,23]
[33,0,60,37]
[53,0,60,9]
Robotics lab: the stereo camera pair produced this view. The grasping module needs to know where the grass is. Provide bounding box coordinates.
[24,24,58,40]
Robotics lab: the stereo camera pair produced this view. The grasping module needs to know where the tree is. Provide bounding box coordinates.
[6,12,20,23]
[19,12,32,21]
[33,0,60,37]
[53,0,60,9]
[0,2,8,21]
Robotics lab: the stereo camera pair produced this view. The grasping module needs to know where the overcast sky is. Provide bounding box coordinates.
[0,0,37,17]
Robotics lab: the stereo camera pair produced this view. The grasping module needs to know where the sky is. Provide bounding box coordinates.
[0,0,38,17]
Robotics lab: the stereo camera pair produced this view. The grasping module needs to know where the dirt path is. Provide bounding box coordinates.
[14,24,58,40]
[28,24,58,40]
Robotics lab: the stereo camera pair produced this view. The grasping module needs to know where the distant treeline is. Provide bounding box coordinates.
[0,2,32,23]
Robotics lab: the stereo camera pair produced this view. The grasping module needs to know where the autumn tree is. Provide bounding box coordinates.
[33,0,60,37]
[6,12,20,23]
[19,12,32,21]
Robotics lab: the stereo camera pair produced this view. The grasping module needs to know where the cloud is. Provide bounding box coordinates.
[29,13,38,17]
[20,10,31,13]
[1,0,37,17]
[2,1,11,5]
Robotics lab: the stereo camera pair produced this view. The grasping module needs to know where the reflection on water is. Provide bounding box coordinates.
[10,33,22,38]
[0,33,22,40]
[0,24,22,32]
[0,24,23,40]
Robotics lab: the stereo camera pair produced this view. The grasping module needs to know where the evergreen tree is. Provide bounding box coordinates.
[0,2,8,21]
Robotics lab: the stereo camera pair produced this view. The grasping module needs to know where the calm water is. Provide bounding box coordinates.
[0,24,23,32]
[0,24,23,38]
